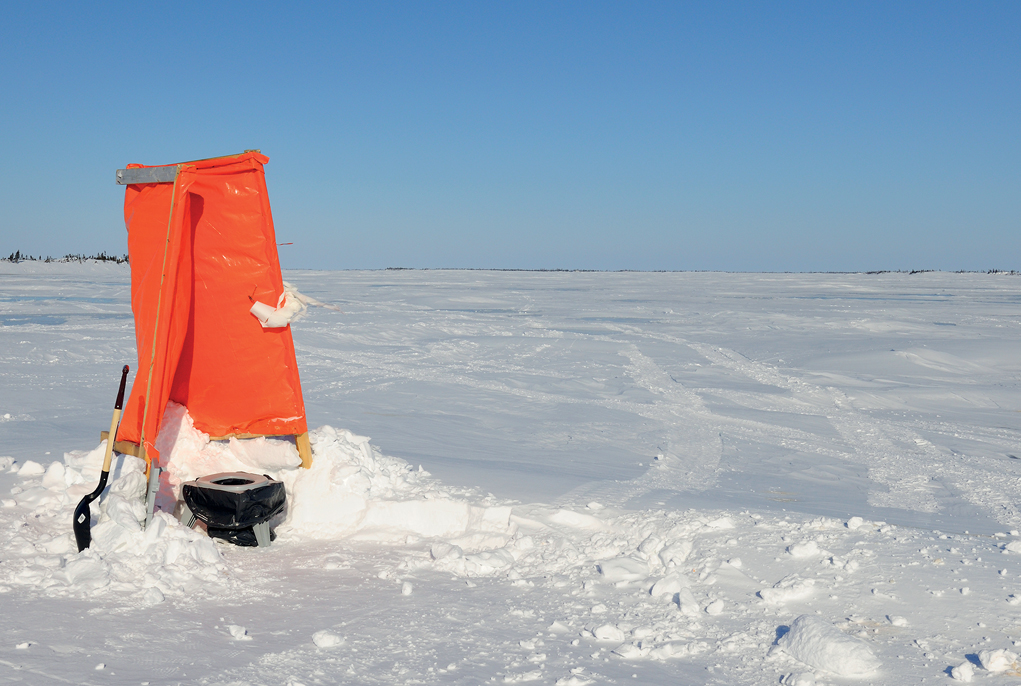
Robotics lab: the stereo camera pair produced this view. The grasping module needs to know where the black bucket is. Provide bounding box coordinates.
[182,472,285,547]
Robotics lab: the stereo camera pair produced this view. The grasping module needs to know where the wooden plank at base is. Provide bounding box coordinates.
[208,432,269,441]
[99,431,142,458]
[102,430,313,468]
[295,431,313,469]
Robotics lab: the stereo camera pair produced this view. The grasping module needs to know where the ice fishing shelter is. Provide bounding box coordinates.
[110,151,312,470]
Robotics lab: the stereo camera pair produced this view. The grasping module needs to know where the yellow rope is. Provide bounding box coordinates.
[139,165,183,475]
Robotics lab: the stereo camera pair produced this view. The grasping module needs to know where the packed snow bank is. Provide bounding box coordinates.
[777,615,881,677]
[157,402,302,491]
[157,404,514,548]
[278,425,513,545]
[1,405,519,603]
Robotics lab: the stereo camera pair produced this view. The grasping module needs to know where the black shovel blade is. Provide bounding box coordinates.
[73,469,109,552]
[73,495,95,552]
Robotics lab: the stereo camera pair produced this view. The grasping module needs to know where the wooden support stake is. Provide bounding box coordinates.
[295,432,313,468]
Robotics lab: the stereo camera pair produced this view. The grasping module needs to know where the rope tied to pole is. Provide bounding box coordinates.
[138,164,185,475]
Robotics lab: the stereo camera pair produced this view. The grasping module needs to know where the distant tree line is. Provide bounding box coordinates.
[4,250,129,264]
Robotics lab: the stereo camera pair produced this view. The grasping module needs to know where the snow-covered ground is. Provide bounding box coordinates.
[1,263,1019,685]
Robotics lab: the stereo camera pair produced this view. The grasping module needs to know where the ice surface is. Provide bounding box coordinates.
[1,263,1021,685]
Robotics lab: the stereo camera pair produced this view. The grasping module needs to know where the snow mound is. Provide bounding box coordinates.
[1,447,227,603]
[17,460,45,477]
[597,556,649,582]
[978,649,1017,672]
[951,662,974,681]
[313,630,345,648]
[777,615,881,677]
[786,540,823,558]
[276,426,513,546]
[649,571,691,597]
[759,574,815,604]
[156,404,515,550]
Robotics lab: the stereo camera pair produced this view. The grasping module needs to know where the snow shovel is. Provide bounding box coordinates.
[73,365,130,552]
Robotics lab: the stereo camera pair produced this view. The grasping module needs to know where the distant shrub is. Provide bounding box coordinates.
[4,250,128,264]
[60,252,129,264]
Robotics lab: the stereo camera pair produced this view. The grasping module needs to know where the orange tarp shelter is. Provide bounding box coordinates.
[112,151,311,470]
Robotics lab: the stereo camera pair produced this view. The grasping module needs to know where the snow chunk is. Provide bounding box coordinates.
[950,662,974,681]
[312,630,345,648]
[17,460,45,477]
[705,516,733,530]
[658,540,693,567]
[63,555,109,591]
[547,509,605,531]
[1003,541,1021,554]
[463,548,516,575]
[227,625,251,641]
[555,676,593,686]
[650,572,690,597]
[978,649,1017,672]
[648,640,708,660]
[787,541,823,558]
[431,543,463,561]
[597,557,648,582]
[548,621,570,634]
[759,574,815,604]
[42,461,66,489]
[613,643,651,659]
[777,615,880,677]
[143,587,165,605]
[676,588,700,616]
[593,624,626,642]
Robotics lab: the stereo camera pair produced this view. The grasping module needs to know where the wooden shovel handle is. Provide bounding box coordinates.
[102,365,130,472]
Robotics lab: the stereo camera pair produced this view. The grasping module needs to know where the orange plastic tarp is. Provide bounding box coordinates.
[115,152,307,468]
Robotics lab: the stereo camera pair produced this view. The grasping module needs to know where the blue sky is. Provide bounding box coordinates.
[1,2,1017,271]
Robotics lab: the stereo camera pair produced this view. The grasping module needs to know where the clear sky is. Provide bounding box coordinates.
[1,2,1017,271]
